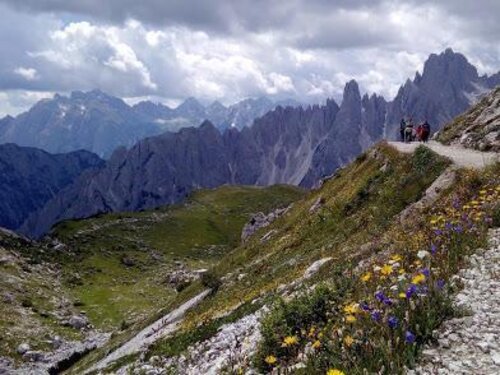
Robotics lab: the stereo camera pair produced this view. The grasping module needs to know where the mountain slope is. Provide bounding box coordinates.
[437,86,500,151]
[0,144,104,230]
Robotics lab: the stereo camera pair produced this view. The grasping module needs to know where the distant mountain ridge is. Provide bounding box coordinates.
[0,143,104,230]
[0,92,300,158]
[11,49,500,237]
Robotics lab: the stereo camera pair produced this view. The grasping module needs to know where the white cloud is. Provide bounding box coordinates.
[0,0,498,116]
[13,67,38,81]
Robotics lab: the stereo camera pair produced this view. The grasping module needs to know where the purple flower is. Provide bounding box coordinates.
[387,315,398,329]
[436,279,445,289]
[431,243,437,254]
[360,301,372,311]
[419,286,429,295]
[453,225,463,233]
[405,330,416,344]
[375,290,385,302]
[422,268,430,277]
[434,229,443,236]
[445,222,453,231]
[406,284,418,299]
[382,297,393,306]
[371,310,381,322]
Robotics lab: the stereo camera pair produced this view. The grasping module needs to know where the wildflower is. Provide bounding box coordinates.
[399,292,407,299]
[406,284,418,298]
[431,243,437,254]
[265,355,277,365]
[282,335,299,347]
[417,250,429,259]
[343,303,360,315]
[312,340,321,349]
[361,272,372,282]
[360,301,371,311]
[344,335,354,347]
[436,279,445,289]
[430,219,438,225]
[398,268,406,275]
[346,315,357,323]
[371,310,382,322]
[421,268,430,277]
[375,290,386,302]
[411,273,426,285]
[327,370,345,375]
[405,330,416,344]
[387,315,398,329]
[381,264,393,276]
[390,254,402,262]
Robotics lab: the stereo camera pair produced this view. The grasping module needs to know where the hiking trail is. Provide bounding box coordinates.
[388,141,499,169]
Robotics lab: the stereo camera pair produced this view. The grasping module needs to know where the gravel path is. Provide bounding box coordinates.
[388,141,499,169]
[408,228,500,375]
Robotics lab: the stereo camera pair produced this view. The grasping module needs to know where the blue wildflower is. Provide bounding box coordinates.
[360,301,372,311]
[387,315,398,329]
[371,310,381,322]
[406,284,418,299]
[436,279,445,289]
[434,229,443,236]
[405,330,416,344]
[375,290,385,302]
[422,268,430,277]
[431,243,437,254]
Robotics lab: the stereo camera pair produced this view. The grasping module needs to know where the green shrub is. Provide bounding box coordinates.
[200,271,222,292]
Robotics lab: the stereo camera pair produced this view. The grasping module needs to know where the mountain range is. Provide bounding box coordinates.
[0,144,104,230]
[1,49,499,238]
[0,92,299,158]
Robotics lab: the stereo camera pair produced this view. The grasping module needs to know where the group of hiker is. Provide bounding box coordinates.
[399,117,431,143]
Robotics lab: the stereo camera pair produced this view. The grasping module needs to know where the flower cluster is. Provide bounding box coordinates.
[259,173,499,373]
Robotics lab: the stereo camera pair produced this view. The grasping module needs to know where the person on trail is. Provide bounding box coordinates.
[421,120,431,142]
[404,117,414,143]
[400,118,406,142]
[416,123,424,142]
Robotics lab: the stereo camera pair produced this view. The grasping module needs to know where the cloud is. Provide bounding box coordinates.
[0,0,498,116]
[14,67,38,81]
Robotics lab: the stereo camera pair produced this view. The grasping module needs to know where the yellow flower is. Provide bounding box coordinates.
[381,264,393,276]
[343,303,360,315]
[390,254,402,262]
[399,268,406,275]
[265,355,277,365]
[430,219,438,225]
[345,315,357,323]
[282,335,299,347]
[411,273,426,285]
[344,335,354,347]
[312,340,321,349]
[361,272,372,282]
[399,292,407,299]
[327,370,345,375]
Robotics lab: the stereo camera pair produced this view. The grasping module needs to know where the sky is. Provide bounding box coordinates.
[0,0,499,117]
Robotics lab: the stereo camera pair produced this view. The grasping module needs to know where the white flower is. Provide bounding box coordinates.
[417,250,430,259]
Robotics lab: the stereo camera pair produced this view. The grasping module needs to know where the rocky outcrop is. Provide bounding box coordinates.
[0,143,104,230]
[241,205,292,242]
[438,86,500,151]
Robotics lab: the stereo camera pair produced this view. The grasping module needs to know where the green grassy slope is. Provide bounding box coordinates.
[47,185,305,330]
[143,143,451,361]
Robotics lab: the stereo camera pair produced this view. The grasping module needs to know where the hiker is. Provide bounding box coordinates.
[399,118,406,142]
[421,120,431,142]
[404,118,414,142]
[416,123,424,142]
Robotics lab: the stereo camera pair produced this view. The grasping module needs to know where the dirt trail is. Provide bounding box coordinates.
[388,141,498,169]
